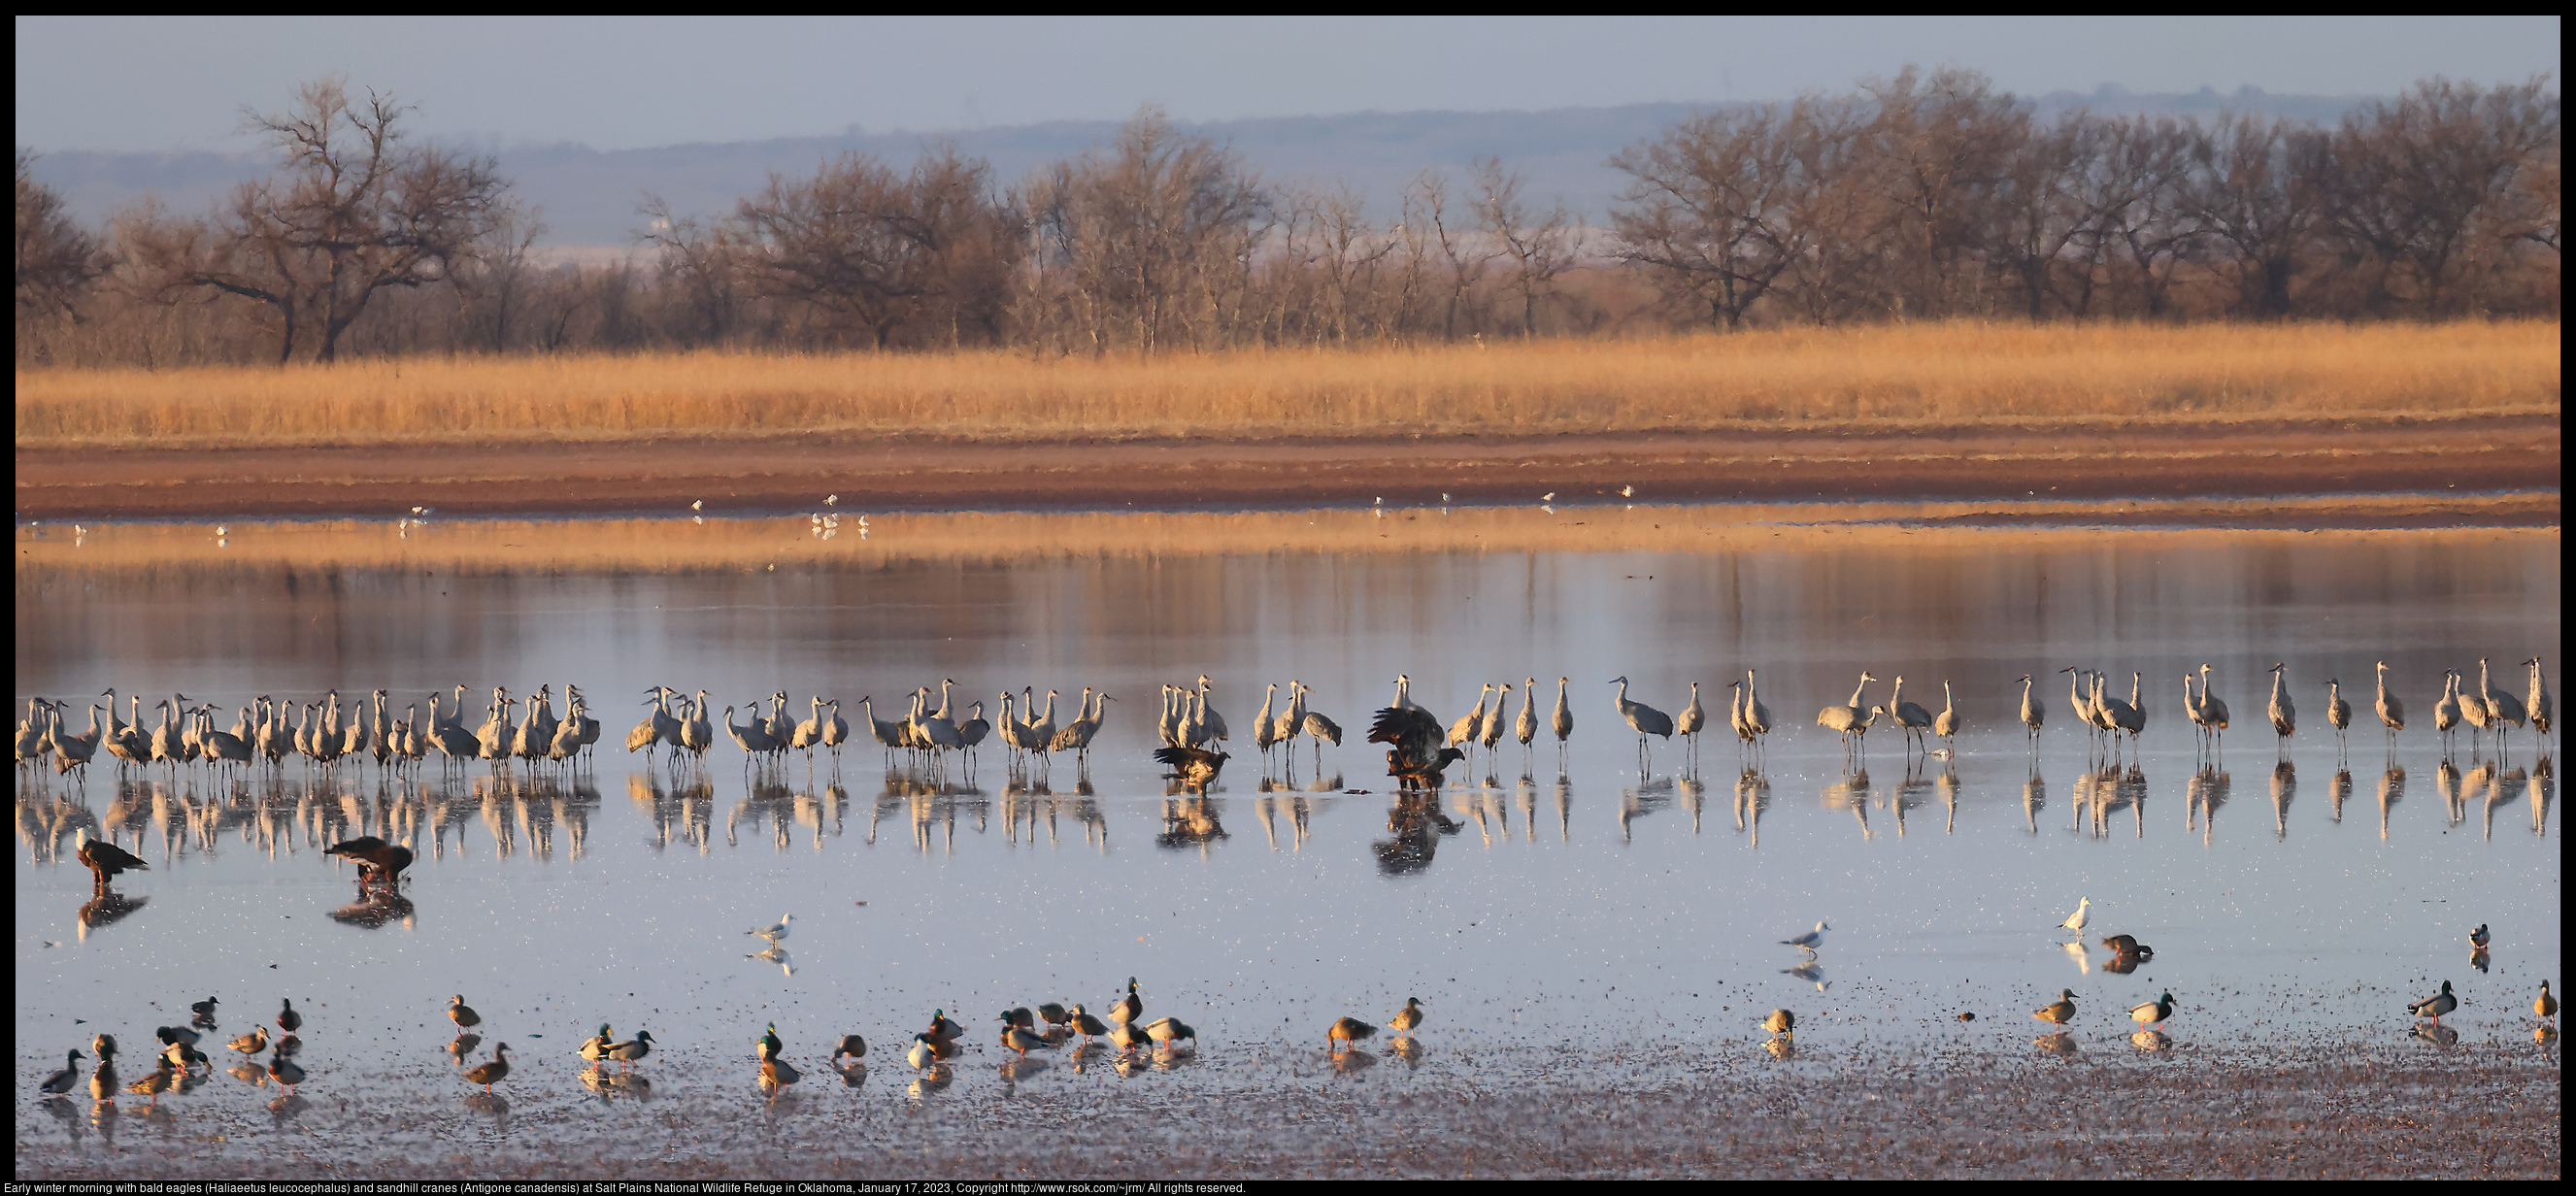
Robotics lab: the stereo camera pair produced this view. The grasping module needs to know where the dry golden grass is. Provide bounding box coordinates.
[18,494,2554,577]
[15,320,2559,449]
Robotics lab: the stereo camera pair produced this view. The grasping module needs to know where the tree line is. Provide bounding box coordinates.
[16,69,2559,368]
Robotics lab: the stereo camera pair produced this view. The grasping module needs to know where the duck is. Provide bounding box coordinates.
[1068,1005,1110,1043]
[756,1023,785,1061]
[906,1037,939,1070]
[2033,989,2078,1026]
[463,1043,513,1093]
[1000,1007,1037,1032]
[577,1024,616,1062]
[277,997,303,1034]
[759,1054,802,1089]
[268,1049,305,1094]
[88,1058,118,1103]
[156,1024,202,1048]
[1110,979,1143,1026]
[1106,1019,1152,1055]
[190,995,221,1022]
[1389,996,1427,1037]
[998,1014,1053,1056]
[1037,1003,1070,1029]
[606,1030,655,1070]
[40,1048,84,1096]
[2468,923,2491,950]
[1327,1016,1377,1052]
[926,1009,966,1044]
[126,1059,179,1104]
[1762,1009,1796,1036]
[88,1033,117,1066]
[163,1040,212,1073]
[228,1027,270,1055]
[2409,980,2457,1022]
[1143,1016,1196,1049]
[2128,992,2176,1030]
[2536,980,2558,1020]
[2099,934,2155,959]
[448,995,480,1033]
[832,1034,866,1064]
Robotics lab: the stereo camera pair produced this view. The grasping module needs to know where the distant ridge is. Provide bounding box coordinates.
[29,88,2382,248]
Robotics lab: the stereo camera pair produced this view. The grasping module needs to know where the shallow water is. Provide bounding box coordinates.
[14,511,2560,1164]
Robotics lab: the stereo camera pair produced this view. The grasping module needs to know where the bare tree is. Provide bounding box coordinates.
[1862,67,2029,317]
[1610,104,1805,329]
[2097,116,2201,318]
[128,77,510,363]
[2183,113,2333,318]
[16,150,107,319]
[1023,108,1268,353]
[1471,156,1576,336]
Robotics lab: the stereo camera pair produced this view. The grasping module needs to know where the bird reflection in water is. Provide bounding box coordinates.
[907,1067,953,1100]
[77,890,148,940]
[1890,763,1931,837]
[2532,755,2555,837]
[2270,759,2297,839]
[2033,1032,2079,1059]
[1762,1037,1797,1061]
[1938,765,1961,834]
[2188,766,2230,842]
[1388,1038,1424,1069]
[1823,770,1872,840]
[2330,768,2353,823]
[1781,959,1827,992]
[328,886,415,930]
[2023,768,2046,834]
[1156,796,1227,850]
[2378,764,2405,840]
[746,944,794,978]
[2481,764,2527,841]
[1736,768,1770,846]
[1375,793,1461,875]
[580,1066,653,1103]
[1328,1047,1378,1076]
[1619,776,1674,842]
[2131,1030,2172,1052]
[446,1034,483,1062]
[2410,1023,2461,1049]
[462,1092,509,1116]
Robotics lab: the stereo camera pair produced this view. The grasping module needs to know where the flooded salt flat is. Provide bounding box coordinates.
[14,509,2560,1161]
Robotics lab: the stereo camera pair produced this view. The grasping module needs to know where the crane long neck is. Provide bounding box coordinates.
[1849,677,1869,708]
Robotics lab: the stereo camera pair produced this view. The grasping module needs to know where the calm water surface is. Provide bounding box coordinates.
[15,512,2559,1155]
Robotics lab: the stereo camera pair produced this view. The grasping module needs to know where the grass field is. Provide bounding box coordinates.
[13,320,2560,449]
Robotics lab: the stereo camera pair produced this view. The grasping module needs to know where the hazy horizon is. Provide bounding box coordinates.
[16,16,2560,155]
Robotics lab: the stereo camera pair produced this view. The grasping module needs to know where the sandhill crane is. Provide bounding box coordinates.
[568,686,601,761]
[2325,679,2352,751]
[1817,672,1877,752]
[2371,661,2406,751]
[1516,678,1540,762]
[1890,677,1937,754]
[1933,681,1960,750]
[1025,689,1060,760]
[1273,681,1304,748]
[2195,665,2230,753]
[1297,687,1340,768]
[2094,672,2141,759]
[821,699,850,762]
[1254,683,1280,765]
[1677,682,1707,766]
[920,681,964,767]
[150,697,185,769]
[477,689,512,765]
[525,685,560,755]
[2527,657,2553,739]
[725,705,775,764]
[1728,681,1752,754]
[2016,675,2045,750]
[1195,676,1228,744]
[792,696,826,764]
[683,690,715,763]
[2458,663,2496,753]
[1156,684,1184,748]
[1481,683,1514,758]
[1448,685,1494,762]
[957,701,991,769]
[551,694,586,762]
[1393,675,1424,714]
[629,687,674,759]
[996,691,1030,764]
[1610,677,1675,771]
[2432,670,2463,754]
[2266,663,2296,753]
[1742,670,1771,757]
[2058,668,2097,753]
[201,707,251,774]
[1551,677,1575,764]
[2479,657,2526,754]
[50,701,101,781]
[1055,692,1112,766]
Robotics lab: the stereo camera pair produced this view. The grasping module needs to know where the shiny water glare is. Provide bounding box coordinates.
[15,513,2559,1150]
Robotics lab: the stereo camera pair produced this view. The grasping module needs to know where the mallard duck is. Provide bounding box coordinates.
[163,1041,211,1072]
[606,1030,654,1070]
[41,1048,84,1096]
[190,995,220,1022]
[126,1059,179,1103]
[832,1034,866,1063]
[88,1059,118,1102]
[447,995,479,1033]
[1068,1005,1110,1042]
[577,1024,615,1062]
[2409,980,2457,1021]
[2469,923,2491,949]
[756,1023,784,1061]
[1762,1009,1795,1035]
[2099,933,2155,958]
[906,1037,938,1070]
[1143,1016,1195,1048]
[2537,980,2559,1019]
[463,1043,512,1092]
[1389,997,1426,1036]
[926,1009,965,1043]
[1328,1016,1377,1051]
[1037,1003,1070,1028]
[268,1050,305,1094]
[277,997,303,1034]
[1001,1007,1036,1032]
[998,1015,1052,1056]
[2128,991,2175,1030]
[88,1033,117,1065]
[1106,1019,1151,1055]
[1110,980,1143,1026]
[2033,989,2078,1025]
[229,1027,269,1055]
[759,1054,801,1089]
[155,1025,201,1048]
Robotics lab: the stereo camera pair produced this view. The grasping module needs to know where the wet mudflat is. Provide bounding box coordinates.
[15,507,2560,1178]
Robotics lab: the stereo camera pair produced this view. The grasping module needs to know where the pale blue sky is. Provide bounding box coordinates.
[15,16,2561,153]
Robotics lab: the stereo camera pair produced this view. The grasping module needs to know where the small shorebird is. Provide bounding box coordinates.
[1780,921,1828,951]
[2033,989,2078,1026]
[1327,1016,1377,1052]
[747,913,793,945]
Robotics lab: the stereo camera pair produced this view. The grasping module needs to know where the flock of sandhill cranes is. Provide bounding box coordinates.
[16,657,2552,788]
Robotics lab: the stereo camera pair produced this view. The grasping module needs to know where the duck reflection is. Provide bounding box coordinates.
[580,1065,653,1103]
[2032,1032,2079,1058]
[1374,793,1460,875]
[1762,1037,1797,1060]
[1328,1047,1378,1076]
[1388,1038,1425,1069]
